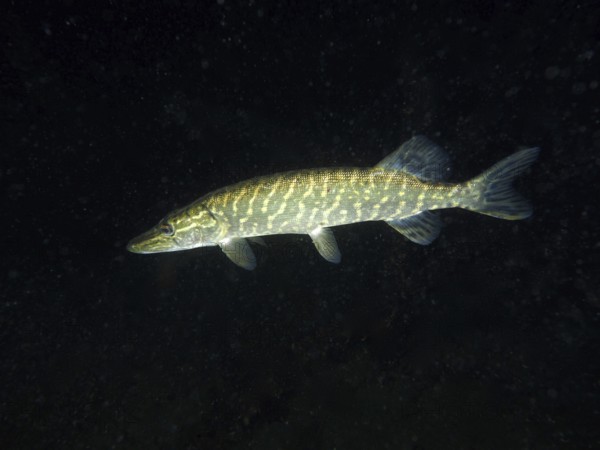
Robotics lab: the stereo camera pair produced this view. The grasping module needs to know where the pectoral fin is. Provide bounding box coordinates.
[387,211,442,245]
[309,227,341,263]
[248,236,267,246]
[219,238,257,270]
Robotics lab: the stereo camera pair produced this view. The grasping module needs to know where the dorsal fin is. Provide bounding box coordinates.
[376,135,451,181]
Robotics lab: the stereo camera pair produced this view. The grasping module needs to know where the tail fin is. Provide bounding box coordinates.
[464,147,540,220]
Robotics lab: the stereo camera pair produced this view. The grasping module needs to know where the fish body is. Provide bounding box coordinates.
[128,136,539,269]
[204,168,454,235]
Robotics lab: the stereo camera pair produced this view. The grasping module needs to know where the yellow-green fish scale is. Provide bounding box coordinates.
[198,168,462,238]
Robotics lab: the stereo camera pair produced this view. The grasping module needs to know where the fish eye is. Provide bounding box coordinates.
[159,222,175,236]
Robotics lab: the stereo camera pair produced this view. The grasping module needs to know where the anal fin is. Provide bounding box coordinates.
[309,227,341,264]
[386,211,442,245]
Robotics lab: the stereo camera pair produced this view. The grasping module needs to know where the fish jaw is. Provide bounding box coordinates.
[127,227,179,254]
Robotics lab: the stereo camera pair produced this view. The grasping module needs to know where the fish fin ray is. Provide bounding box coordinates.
[386,211,443,245]
[248,236,267,246]
[376,135,451,181]
[309,227,341,263]
[219,238,257,270]
[465,147,540,220]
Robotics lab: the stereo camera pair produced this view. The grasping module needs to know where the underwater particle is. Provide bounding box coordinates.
[544,66,560,80]
[505,86,520,97]
[572,82,586,95]
[577,50,594,61]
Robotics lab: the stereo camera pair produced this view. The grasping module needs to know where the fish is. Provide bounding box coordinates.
[127,136,539,270]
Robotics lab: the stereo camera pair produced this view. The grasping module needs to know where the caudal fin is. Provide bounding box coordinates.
[465,147,540,220]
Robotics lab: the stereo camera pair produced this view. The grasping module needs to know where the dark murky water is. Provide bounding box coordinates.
[2,1,599,448]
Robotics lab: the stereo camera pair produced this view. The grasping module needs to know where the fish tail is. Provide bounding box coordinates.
[463,147,540,220]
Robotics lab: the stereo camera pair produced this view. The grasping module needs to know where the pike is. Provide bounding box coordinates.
[127,136,539,269]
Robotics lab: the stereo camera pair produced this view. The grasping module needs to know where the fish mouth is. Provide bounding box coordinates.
[126,236,148,253]
[127,228,172,254]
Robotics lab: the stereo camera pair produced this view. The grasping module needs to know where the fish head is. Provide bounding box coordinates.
[127,203,224,254]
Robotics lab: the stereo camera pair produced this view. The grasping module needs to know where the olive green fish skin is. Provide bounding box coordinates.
[127,167,461,254]
[203,168,461,238]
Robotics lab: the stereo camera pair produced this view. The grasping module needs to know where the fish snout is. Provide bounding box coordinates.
[126,228,161,254]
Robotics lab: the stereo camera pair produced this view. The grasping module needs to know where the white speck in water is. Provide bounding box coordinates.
[572,82,586,95]
[544,66,560,80]
[505,86,520,98]
[577,50,594,61]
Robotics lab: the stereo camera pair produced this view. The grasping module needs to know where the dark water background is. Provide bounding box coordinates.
[2,1,599,448]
